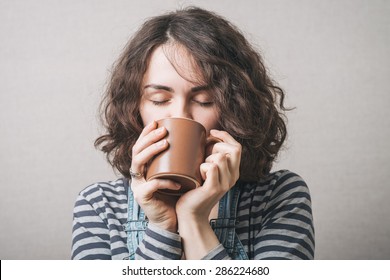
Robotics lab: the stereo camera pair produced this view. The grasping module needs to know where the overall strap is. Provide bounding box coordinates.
[123,181,148,260]
[210,185,240,254]
[210,183,248,259]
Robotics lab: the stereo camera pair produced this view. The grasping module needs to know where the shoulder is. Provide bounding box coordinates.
[74,178,128,214]
[256,170,313,219]
[77,178,128,202]
[72,178,129,260]
[265,170,312,214]
[243,169,308,193]
[240,171,315,259]
[263,169,307,187]
[72,178,129,237]
[240,170,312,209]
[266,169,309,196]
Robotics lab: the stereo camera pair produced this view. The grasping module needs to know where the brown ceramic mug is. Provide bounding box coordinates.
[146,117,220,195]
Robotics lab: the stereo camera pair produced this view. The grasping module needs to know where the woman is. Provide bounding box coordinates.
[71,7,314,260]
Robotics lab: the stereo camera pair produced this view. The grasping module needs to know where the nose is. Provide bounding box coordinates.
[169,100,193,119]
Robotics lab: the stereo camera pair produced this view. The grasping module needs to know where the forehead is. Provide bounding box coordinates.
[144,43,204,85]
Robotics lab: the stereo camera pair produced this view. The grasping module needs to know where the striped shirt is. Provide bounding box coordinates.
[71,170,315,260]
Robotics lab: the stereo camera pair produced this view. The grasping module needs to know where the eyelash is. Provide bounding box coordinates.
[151,100,168,106]
[194,101,214,107]
[150,100,214,107]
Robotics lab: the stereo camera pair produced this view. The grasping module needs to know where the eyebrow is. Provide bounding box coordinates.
[143,84,209,93]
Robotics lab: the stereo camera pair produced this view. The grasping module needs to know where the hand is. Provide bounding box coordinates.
[176,129,242,223]
[130,121,181,232]
[175,129,242,259]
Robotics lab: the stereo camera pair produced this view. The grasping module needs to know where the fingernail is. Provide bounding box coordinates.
[145,121,155,130]
[156,127,165,134]
[157,139,166,146]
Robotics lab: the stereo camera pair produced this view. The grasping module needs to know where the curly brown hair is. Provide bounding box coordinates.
[95,7,288,182]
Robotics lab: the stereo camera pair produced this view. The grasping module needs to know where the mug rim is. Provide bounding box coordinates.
[147,172,200,187]
[156,117,204,126]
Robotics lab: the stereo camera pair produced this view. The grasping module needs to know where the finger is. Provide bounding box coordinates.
[205,153,231,187]
[139,120,157,138]
[208,140,241,178]
[209,142,236,155]
[134,179,181,202]
[210,129,239,145]
[132,120,156,155]
[132,138,169,169]
[207,142,239,166]
[129,172,147,184]
[209,130,241,158]
[205,151,229,165]
[200,162,220,188]
[133,125,167,155]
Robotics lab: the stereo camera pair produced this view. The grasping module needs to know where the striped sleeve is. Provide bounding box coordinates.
[253,171,315,259]
[71,180,128,260]
[71,191,112,259]
[201,244,230,260]
[135,223,183,260]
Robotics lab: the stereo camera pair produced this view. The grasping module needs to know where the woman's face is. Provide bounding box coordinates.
[139,45,220,134]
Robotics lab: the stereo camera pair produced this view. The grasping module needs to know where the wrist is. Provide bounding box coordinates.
[177,212,208,227]
[149,221,178,233]
[177,215,209,234]
[177,216,219,259]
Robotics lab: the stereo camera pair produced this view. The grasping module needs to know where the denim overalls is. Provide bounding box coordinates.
[123,180,248,260]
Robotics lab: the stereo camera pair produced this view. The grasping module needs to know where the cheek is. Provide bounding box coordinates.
[197,112,220,133]
[139,103,169,126]
[139,103,154,126]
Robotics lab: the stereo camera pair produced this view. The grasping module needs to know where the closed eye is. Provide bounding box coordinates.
[192,100,214,107]
[151,100,170,106]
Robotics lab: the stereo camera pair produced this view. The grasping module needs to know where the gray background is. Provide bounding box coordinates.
[1,0,389,259]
